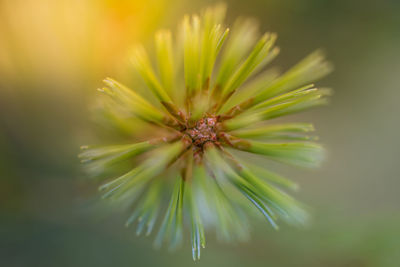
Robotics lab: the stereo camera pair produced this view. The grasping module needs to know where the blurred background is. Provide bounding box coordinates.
[1,0,399,266]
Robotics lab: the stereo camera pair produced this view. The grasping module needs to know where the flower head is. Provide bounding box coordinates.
[80,4,332,260]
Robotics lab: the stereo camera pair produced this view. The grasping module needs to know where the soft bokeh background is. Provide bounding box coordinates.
[1,0,399,266]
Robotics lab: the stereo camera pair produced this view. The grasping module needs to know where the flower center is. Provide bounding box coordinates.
[185,116,219,148]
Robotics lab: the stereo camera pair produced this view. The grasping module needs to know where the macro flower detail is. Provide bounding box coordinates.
[80,4,332,261]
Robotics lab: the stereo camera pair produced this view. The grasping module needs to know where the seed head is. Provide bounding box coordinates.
[80,4,332,261]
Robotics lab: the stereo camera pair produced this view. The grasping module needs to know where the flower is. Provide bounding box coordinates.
[80,4,332,260]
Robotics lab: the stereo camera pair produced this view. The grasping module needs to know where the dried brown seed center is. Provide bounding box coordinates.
[185,116,218,148]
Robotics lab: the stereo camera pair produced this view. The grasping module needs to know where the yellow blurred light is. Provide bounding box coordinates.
[0,0,171,89]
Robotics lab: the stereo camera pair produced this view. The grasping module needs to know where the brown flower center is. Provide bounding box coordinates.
[185,115,219,148]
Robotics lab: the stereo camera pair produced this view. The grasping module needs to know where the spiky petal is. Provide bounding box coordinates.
[81,4,332,261]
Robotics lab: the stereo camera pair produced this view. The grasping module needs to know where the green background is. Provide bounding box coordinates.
[1,0,400,266]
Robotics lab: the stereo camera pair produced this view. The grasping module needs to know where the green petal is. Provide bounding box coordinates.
[213,19,260,94]
[183,15,201,95]
[199,4,228,91]
[188,184,205,260]
[240,162,299,191]
[101,78,165,124]
[155,30,175,99]
[154,176,185,249]
[223,87,330,130]
[231,122,316,141]
[235,140,325,168]
[218,33,278,105]
[125,179,162,237]
[253,50,333,105]
[131,45,172,103]
[238,166,309,225]
[79,141,153,163]
[220,68,279,114]
[79,142,154,176]
[208,149,308,225]
[100,141,187,199]
[206,148,279,228]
